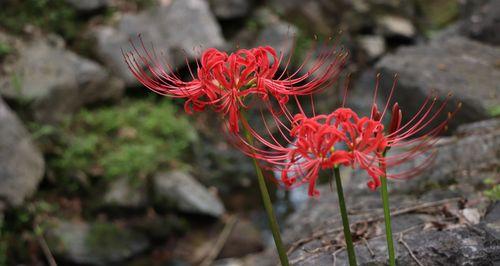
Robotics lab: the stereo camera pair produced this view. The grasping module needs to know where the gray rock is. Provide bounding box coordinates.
[269,0,339,36]
[460,0,500,45]
[256,20,298,57]
[459,0,489,18]
[232,7,297,55]
[103,177,147,208]
[348,69,387,117]
[0,33,124,123]
[47,219,149,265]
[358,35,386,60]
[377,15,416,38]
[65,0,109,12]
[153,171,225,217]
[376,36,500,129]
[456,118,500,136]
[93,0,225,86]
[0,98,44,207]
[209,0,251,19]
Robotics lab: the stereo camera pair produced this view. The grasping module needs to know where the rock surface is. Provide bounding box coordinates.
[288,209,500,265]
[47,219,149,265]
[459,0,500,45]
[376,36,500,129]
[0,98,44,207]
[273,0,341,36]
[256,20,297,56]
[0,33,124,123]
[92,0,225,86]
[153,171,225,217]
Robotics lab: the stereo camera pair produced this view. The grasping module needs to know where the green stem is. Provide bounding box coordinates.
[333,167,357,266]
[380,151,396,266]
[242,123,289,266]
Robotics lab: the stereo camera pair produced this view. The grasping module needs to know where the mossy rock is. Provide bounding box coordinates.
[46,219,149,265]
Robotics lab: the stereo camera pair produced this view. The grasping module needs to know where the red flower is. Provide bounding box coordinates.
[336,110,387,190]
[123,36,347,132]
[237,109,353,196]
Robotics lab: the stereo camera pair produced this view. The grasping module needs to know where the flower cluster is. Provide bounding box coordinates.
[235,76,459,196]
[123,37,347,132]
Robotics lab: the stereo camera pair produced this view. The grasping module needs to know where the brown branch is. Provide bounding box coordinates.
[36,234,57,266]
[398,233,424,266]
[332,247,344,266]
[362,238,375,258]
[200,215,238,266]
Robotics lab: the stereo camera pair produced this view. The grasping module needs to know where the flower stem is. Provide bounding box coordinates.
[333,167,357,266]
[380,153,396,266]
[242,125,289,266]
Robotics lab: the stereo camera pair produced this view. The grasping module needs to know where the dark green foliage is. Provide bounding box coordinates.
[0,201,58,264]
[0,0,81,41]
[129,0,156,9]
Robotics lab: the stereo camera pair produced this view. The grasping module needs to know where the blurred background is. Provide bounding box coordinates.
[0,0,498,265]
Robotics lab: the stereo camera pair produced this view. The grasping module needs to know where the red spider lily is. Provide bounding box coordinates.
[233,74,460,195]
[361,75,461,184]
[123,36,347,132]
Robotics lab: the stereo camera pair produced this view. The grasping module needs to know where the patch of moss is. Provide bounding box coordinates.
[130,0,156,10]
[416,0,459,35]
[488,105,500,117]
[0,42,12,58]
[49,99,198,187]
[484,178,500,200]
[86,222,130,252]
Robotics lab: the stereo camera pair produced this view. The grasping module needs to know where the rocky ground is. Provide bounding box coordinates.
[0,0,498,265]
